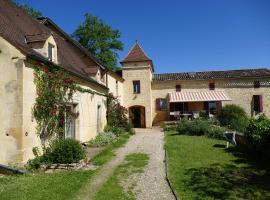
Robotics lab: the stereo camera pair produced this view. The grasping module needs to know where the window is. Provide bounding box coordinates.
[156,98,168,111]
[65,105,76,139]
[208,101,217,115]
[116,80,119,96]
[254,81,260,88]
[176,84,181,92]
[48,43,54,61]
[253,95,263,113]
[209,83,215,90]
[133,80,140,94]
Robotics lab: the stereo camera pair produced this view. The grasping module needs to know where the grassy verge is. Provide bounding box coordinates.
[0,170,94,200]
[94,153,149,200]
[165,131,270,200]
[0,133,132,200]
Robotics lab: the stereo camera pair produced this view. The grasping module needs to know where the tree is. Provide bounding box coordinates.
[72,13,124,70]
[17,3,42,18]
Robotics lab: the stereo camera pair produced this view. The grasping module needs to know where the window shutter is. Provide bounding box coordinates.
[259,95,263,112]
[156,98,160,111]
[204,101,209,112]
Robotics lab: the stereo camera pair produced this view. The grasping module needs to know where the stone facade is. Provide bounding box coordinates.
[120,43,270,128]
[0,36,108,164]
[152,78,270,124]
[122,61,153,128]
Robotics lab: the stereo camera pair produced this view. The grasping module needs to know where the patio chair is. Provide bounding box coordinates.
[224,131,237,148]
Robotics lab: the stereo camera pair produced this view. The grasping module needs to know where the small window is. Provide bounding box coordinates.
[133,80,140,94]
[48,43,54,61]
[176,84,181,92]
[253,95,263,113]
[156,98,168,111]
[254,81,260,88]
[209,83,215,90]
[116,80,119,96]
[65,105,76,139]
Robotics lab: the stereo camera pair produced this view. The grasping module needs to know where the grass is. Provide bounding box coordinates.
[0,133,132,200]
[0,170,94,200]
[92,133,131,166]
[165,131,270,200]
[94,153,149,200]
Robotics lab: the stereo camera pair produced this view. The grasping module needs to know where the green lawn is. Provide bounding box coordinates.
[94,153,149,200]
[0,170,94,200]
[0,133,131,200]
[165,132,270,200]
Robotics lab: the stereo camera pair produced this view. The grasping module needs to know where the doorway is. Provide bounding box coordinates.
[129,106,146,128]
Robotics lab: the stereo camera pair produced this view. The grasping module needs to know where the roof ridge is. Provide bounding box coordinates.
[154,67,270,75]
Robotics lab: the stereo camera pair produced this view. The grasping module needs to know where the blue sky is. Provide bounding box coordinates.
[17,0,270,73]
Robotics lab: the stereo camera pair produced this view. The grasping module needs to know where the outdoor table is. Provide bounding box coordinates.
[180,113,192,120]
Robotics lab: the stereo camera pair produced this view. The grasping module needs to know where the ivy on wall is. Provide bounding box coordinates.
[31,63,103,146]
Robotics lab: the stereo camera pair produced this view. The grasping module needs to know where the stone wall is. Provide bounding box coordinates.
[0,37,25,164]
[152,78,270,125]
[107,72,124,105]
[122,62,153,128]
[0,37,108,164]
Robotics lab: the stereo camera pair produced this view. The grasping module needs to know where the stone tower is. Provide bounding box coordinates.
[120,42,154,128]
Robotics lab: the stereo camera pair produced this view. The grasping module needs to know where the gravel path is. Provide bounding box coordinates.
[77,127,175,200]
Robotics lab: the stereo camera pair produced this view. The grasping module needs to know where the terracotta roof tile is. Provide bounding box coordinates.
[0,0,106,89]
[153,68,270,81]
[121,42,152,63]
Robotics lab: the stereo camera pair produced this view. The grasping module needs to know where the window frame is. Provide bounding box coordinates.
[156,98,168,111]
[133,80,141,94]
[48,43,55,61]
[253,95,263,113]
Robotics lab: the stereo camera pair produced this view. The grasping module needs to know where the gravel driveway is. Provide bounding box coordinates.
[77,127,175,200]
[132,128,175,200]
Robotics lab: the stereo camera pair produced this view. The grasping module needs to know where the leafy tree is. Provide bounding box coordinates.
[17,3,42,18]
[72,13,123,70]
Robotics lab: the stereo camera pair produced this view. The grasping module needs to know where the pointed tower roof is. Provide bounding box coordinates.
[121,42,154,71]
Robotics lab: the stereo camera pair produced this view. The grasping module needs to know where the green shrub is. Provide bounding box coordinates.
[206,125,226,140]
[245,114,270,153]
[163,125,177,132]
[46,138,85,164]
[89,132,117,147]
[176,119,226,139]
[199,110,209,119]
[176,119,190,134]
[104,125,126,136]
[107,93,130,131]
[188,119,210,136]
[26,156,45,170]
[176,119,209,136]
[217,104,249,132]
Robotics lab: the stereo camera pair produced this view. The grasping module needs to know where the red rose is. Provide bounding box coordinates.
[43,66,49,73]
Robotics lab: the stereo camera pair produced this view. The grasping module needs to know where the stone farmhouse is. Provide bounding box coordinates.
[1,0,270,164]
[0,0,123,164]
[121,43,270,128]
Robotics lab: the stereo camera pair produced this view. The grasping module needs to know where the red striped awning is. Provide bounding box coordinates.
[168,91,231,102]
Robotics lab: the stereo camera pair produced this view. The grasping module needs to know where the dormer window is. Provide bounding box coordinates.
[48,43,55,61]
